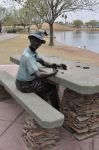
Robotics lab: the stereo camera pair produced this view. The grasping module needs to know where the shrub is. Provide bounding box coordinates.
[7,28,16,33]
[16,27,24,33]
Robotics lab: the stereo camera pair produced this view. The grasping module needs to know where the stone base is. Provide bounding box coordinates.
[60,88,99,140]
[22,113,60,150]
[74,130,99,141]
[0,85,11,101]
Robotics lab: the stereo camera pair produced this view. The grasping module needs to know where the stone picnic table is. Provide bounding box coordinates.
[10,54,99,140]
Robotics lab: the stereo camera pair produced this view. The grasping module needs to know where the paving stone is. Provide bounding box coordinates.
[0,33,18,41]
[52,128,92,150]
[16,111,25,124]
[0,102,24,121]
[92,136,99,150]
[0,123,28,150]
[0,120,11,135]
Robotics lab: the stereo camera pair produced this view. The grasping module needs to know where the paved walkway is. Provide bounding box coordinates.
[0,65,28,150]
[0,33,18,41]
[0,64,99,150]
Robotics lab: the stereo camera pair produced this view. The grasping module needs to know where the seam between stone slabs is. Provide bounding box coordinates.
[0,110,25,137]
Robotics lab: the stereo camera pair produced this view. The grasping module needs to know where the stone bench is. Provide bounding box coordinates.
[0,71,64,129]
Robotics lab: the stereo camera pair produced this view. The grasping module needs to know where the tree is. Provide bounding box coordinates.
[16,0,45,33]
[3,6,19,29]
[62,14,67,25]
[73,20,83,28]
[14,0,99,46]
[23,1,44,32]
[32,15,44,31]
[0,6,6,21]
[85,20,98,28]
[17,8,28,30]
[17,6,33,32]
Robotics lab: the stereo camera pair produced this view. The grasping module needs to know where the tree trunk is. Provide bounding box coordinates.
[28,23,31,35]
[49,23,54,46]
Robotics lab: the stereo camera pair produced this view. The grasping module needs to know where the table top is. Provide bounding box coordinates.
[10,54,99,95]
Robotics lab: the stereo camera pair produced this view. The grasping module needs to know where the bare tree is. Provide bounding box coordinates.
[32,15,44,31]
[24,0,44,33]
[14,0,99,46]
[0,6,6,21]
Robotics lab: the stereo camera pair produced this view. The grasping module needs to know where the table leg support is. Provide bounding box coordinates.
[22,113,60,150]
[0,85,11,101]
[60,88,99,140]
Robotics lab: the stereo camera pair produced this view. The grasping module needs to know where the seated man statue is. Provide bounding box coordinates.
[15,31,66,110]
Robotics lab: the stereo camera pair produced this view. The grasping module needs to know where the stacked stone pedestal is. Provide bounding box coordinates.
[0,85,11,100]
[22,113,60,150]
[60,88,99,140]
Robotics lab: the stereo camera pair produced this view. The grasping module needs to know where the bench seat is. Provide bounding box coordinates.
[0,71,64,128]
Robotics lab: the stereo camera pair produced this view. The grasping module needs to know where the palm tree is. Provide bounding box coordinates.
[62,14,67,25]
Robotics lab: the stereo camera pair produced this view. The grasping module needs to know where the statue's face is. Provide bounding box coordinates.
[30,37,42,50]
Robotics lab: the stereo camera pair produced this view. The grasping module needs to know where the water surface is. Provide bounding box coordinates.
[54,31,99,53]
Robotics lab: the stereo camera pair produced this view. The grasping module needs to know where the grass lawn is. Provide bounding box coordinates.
[0,33,99,66]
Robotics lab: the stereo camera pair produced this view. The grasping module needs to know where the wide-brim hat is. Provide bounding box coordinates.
[28,31,46,44]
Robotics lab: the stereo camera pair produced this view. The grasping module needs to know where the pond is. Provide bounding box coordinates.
[54,31,99,53]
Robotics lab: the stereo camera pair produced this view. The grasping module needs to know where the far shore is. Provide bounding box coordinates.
[5,23,99,32]
[31,23,99,32]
